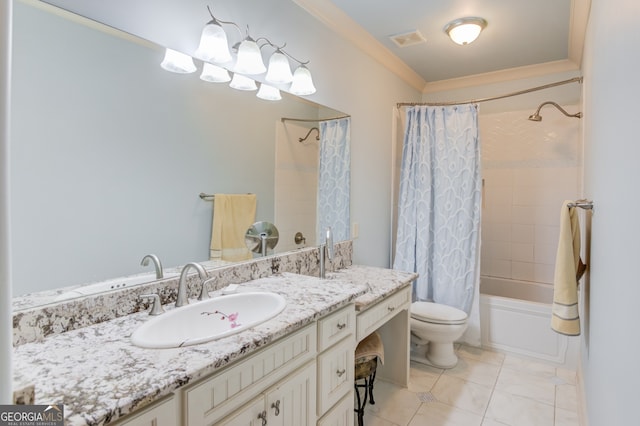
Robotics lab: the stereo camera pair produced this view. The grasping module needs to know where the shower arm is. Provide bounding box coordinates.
[530,101,582,121]
[299,127,320,143]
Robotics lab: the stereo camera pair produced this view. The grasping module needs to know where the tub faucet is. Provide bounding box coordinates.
[140,254,163,279]
[176,262,208,307]
[319,227,334,279]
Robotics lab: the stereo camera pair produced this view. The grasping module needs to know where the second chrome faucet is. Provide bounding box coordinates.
[176,262,210,307]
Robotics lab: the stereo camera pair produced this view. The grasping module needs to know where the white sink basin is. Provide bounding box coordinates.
[131,292,287,348]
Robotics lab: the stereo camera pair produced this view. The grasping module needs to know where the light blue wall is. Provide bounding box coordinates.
[10,0,421,295]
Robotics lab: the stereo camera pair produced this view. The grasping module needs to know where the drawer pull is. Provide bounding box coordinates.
[336,322,347,330]
[271,400,281,416]
[257,410,268,425]
[387,306,396,312]
[336,369,346,377]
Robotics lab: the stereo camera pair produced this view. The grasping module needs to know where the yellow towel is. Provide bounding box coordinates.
[355,332,384,365]
[210,194,257,262]
[551,200,583,336]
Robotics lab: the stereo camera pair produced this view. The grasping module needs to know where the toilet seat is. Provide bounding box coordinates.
[411,302,467,325]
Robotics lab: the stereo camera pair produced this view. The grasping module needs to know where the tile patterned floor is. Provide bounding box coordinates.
[359,345,580,426]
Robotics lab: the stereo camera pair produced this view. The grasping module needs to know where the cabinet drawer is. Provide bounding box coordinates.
[114,395,177,426]
[317,336,355,417]
[356,285,411,341]
[317,305,355,351]
[317,393,354,426]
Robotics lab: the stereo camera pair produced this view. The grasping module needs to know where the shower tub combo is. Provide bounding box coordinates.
[479,276,579,368]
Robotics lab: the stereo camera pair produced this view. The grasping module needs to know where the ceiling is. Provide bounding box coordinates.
[295,0,590,92]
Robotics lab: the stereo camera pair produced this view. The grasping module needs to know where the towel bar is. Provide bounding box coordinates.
[567,200,593,210]
[199,192,254,201]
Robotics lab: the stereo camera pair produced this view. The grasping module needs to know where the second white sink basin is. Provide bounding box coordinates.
[131,291,287,348]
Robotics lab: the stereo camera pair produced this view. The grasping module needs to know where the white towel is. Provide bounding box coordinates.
[551,200,583,336]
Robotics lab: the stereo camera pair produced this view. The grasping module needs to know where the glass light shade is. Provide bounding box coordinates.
[256,83,282,101]
[265,51,293,84]
[200,63,231,83]
[444,17,487,45]
[234,38,266,75]
[229,73,257,91]
[194,22,232,63]
[160,48,197,74]
[289,65,316,95]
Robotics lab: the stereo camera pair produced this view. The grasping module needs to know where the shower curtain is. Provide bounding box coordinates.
[317,117,351,243]
[393,105,482,346]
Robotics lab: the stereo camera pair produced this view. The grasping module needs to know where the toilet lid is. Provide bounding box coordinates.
[411,302,468,325]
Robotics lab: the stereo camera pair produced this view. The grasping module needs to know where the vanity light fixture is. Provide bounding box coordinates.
[200,63,231,83]
[194,6,237,63]
[160,48,197,73]
[234,30,267,75]
[265,49,294,84]
[161,6,317,98]
[443,17,487,45]
[290,65,316,95]
[257,83,282,101]
[229,73,258,91]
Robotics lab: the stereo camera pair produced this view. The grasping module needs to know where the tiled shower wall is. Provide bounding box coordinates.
[480,106,582,284]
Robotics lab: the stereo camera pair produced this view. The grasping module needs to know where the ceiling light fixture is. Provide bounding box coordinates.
[443,17,487,45]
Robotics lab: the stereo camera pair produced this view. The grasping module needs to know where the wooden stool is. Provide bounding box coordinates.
[354,332,383,426]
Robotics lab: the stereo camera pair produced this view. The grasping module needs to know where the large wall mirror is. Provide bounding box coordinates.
[11,0,350,303]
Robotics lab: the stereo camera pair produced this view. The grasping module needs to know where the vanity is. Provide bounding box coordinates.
[12,246,416,426]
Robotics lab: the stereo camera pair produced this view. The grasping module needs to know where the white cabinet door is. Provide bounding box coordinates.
[317,336,354,416]
[265,361,317,426]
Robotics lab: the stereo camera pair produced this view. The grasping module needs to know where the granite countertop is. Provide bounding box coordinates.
[12,273,367,426]
[12,265,417,426]
[329,265,418,311]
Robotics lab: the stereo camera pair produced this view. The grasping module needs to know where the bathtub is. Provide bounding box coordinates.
[479,276,578,368]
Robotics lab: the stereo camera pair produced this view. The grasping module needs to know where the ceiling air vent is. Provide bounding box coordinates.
[389,30,426,48]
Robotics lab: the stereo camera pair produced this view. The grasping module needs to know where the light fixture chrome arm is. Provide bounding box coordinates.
[257,38,310,66]
[205,5,242,36]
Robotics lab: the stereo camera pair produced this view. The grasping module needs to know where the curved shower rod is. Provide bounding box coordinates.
[528,101,582,121]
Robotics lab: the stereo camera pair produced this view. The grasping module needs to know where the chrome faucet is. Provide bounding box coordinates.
[319,227,334,279]
[176,262,208,307]
[140,254,164,279]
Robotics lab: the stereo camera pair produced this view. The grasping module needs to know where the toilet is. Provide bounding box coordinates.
[410,301,469,369]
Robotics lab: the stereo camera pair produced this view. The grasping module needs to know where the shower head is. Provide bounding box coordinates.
[528,101,582,122]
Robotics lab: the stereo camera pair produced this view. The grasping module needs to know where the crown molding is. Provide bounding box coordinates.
[568,0,591,67]
[423,60,580,94]
[292,0,426,92]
